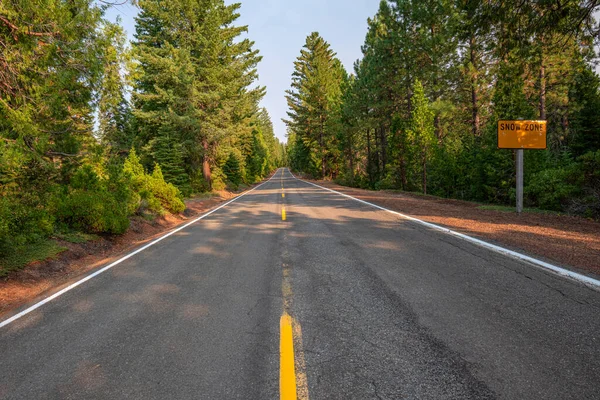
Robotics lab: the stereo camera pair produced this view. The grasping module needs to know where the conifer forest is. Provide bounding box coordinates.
[0,0,284,264]
[1,0,600,267]
[286,1,600,217]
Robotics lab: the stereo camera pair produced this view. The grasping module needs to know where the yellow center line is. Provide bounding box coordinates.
[280,313,297,400]
[279,305,309,400]
[280,263,309,400]
[279,171,309,400]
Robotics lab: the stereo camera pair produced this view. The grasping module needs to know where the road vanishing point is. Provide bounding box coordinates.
[1,168,599,399]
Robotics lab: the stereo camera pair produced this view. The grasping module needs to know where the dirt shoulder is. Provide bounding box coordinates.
[0,189,245,317]
[312,180,600,277]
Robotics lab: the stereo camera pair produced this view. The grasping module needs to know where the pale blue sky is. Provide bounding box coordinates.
[104,1,379,143]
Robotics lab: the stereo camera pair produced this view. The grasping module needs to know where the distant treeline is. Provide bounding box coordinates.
[0,0,284,257]
[285,0,600,218]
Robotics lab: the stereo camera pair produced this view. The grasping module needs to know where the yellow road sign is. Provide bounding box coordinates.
[497,120,547,149]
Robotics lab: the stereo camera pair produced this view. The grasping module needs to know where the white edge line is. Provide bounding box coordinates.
[0,170,281,329]
[288,170,600,290]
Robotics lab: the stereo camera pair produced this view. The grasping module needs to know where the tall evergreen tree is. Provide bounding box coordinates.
[98,20,132,153]
[132,0,263,191]
[284,32,345,178]
[0,0,106,186]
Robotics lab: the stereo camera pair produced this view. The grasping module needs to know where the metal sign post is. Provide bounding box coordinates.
[516,148,523,213]
[497,119,547,214]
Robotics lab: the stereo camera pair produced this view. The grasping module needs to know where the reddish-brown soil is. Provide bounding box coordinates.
[312,180,600,277]
[0,190,240,316]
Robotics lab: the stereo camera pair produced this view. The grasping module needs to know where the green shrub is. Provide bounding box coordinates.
[190,170,211,193]
[122,150,185,215]
[210,166,227,191]
[70,164,100,190]
[525,166,581,211]
[54,189,130,234]
[374,171,397,190]
[0,194,54,257]
[148,164,185,214]
[571,150,600,218]
[106,159,140,216]
[52,165,130,235]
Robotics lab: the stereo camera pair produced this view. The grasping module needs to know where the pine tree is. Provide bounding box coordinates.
[569,66,600,157]
[132,0,263,191]
[248,128,269,182]
[406,80,436,194]
[223,152,242,189]
[151,128,191,195]
[98,20,132,154]
[0,0,106,188]
[284,32,345,178]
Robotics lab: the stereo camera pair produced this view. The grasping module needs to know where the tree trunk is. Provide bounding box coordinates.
[380,125,388,172]
[431,24,442,140]
[398,130,407,190]
[374,127,381,179]
[202,139,211,187]
[366,128,373,186]
[320,117,325,178]
[470,34,480,136]
[539,51,546,120]
[422,151,427,195]
[348,134,355,185]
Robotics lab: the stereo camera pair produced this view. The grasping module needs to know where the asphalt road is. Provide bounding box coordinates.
[1,168,599,399]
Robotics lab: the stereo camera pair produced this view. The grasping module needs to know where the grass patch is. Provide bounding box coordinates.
[0,240,67,277]
[138,212,157,222]
[55,231,100,244]
[189,192,221,200]
[477,205,562,215]
[384,188,452,201]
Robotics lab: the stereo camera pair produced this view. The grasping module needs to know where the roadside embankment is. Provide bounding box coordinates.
[0,190,239,316]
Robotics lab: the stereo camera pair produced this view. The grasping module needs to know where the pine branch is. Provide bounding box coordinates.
[0,16,60,39]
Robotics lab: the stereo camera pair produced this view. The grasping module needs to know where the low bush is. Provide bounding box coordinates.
[53,187,130,235]
[147,165,185,214]
[0,194,54,257]
[570,150,600,218]
[525,166,581,211]
[123,149,185,214]
[106,159,140,216]
[0,151,187,270]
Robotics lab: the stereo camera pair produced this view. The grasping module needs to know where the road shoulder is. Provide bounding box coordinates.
[0,189,247,318]
[310,180,600,278]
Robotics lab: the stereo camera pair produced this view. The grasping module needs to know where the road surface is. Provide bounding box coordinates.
[1,168,599,399]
